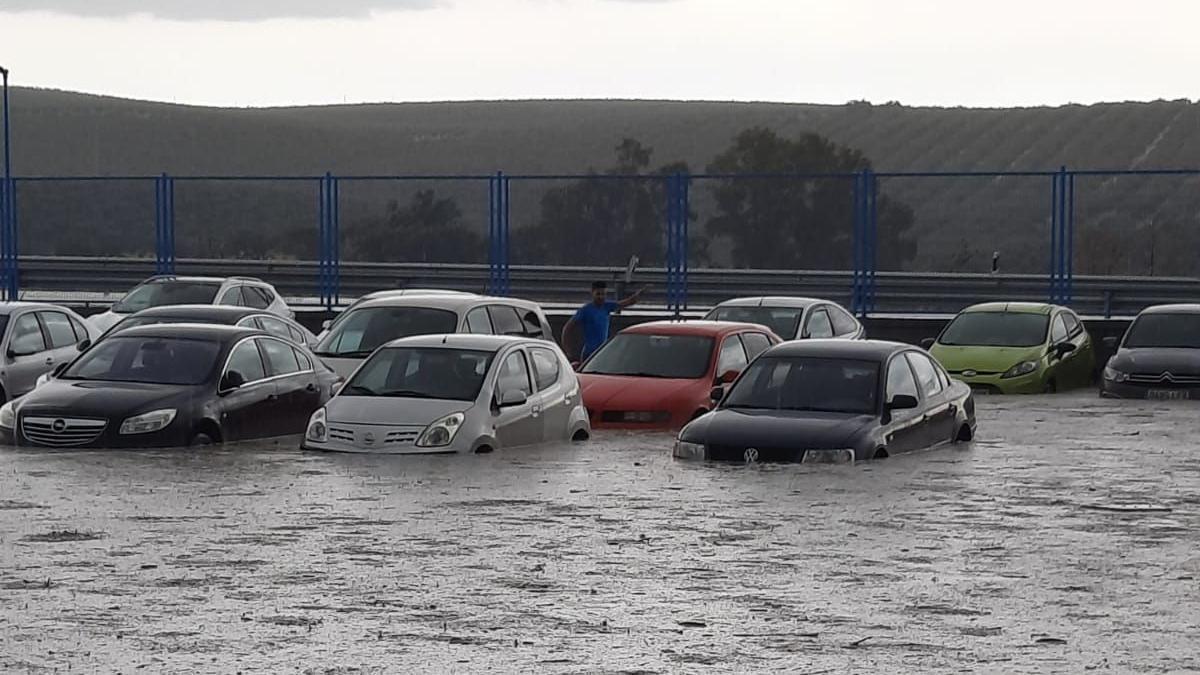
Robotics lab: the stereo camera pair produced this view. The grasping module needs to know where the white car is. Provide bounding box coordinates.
[303,334,589,454]
[88,275,293,334]
[313,294,553,378]
[704,296,865,341]
[316,288,476,341]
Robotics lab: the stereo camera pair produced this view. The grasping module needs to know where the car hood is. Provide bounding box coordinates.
[1110,348,1200,376]
[579,373,706,409]
[325,396,472,426]
[684,408,875,449]
[87,311,125,333]
[17,379,193,419]
[930,344,1044,373]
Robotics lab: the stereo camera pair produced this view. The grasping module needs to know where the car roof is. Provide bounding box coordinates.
[622,320,769,337]
[764,339,912,361]
[354,294,542,312]
[0,301,74,316]
[710,296,826,309]
[361,289,478,301]
[112,323,264,341]
[380,334,537,351]
[962,302,1057,315]
[1140,304,1200,315]
[129,304,263,320]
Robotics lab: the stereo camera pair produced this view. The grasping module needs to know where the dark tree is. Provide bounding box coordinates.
[705,127,916,269]
[343,189,482,263]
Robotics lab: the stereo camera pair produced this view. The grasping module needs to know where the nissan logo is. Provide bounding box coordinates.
[362,432,376,446]
[51,419,67,434]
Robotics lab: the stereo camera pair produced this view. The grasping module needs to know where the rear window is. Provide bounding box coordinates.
[706,306,802,338]
[113,281,221,314]
[314,306,458,358]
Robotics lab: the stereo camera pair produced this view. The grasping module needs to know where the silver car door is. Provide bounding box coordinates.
[529,345,573,442]
[3,312,53,398]
[39,311,85,374]
[491,348,541,448]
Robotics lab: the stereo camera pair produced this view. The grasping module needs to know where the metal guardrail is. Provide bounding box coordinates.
[13,256,1200,318]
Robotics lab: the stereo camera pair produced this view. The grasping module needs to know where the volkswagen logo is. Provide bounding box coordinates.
[51,419,67,434]
[962,370,978,378]
[744,447,759,464]
[362,432,376,446]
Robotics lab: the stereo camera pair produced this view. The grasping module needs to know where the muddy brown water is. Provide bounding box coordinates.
[1,392,1198,673]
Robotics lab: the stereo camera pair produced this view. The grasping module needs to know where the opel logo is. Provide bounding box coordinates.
[744,448,759,464]
[962,370,978,378]
[362,432,376,446]
[51,419,67,434]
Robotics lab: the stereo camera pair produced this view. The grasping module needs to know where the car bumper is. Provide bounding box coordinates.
[6,424,192,449]
[587,410,692,431]
[302,423,473,454]
[953,370,1046,395]
[1100,380,1200,400]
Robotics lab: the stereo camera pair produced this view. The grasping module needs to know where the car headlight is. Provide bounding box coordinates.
[672,440,706,460]
[306,408,328,443]
[417,412,465,448]
[1001,360,1040,379]
[119,408,177,435]
[1103,366,1129,383]
[0,402,15,430]
[800,448,856,464]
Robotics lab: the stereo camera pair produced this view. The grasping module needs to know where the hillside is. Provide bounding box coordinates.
[6,89,1200,275]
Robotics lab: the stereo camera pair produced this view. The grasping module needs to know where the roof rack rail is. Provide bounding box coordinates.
[146,274,178,281]
[229,276,265,283]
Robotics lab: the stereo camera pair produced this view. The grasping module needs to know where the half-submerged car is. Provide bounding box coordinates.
[579,321,781,430]
[926,302,1094,394]
[0,302,98,402]
[99,304,316,348]
[313,294,552,378]
[88,275,293,334]
[1,324,338,448]
[673,340,975,463]
[1101,304,1200,400]
[303,335,588,454]
[704,297,865,341]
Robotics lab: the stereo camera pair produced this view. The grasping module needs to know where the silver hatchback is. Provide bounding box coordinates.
[303,334,589,454]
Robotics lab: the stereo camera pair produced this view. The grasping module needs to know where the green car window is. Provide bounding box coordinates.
[940,312,1049,348]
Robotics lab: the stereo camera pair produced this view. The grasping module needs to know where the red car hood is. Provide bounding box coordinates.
[580,373,707,410]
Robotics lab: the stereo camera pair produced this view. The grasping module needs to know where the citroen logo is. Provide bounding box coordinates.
[1161,372,1175,383]
[744,448,759,464]
[362,432,376,446]
[51,419,67,434]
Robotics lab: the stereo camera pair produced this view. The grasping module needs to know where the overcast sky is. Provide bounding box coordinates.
[1,0,1196,108]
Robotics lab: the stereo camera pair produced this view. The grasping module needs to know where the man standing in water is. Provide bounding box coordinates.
[563,281,644,362]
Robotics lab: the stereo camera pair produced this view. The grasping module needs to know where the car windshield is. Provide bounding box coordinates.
[939,312,1049,347]
[706,306,802,338]
[60,336,221,385]
[341,347,495,401]
[112,281,221,314]
[1123,313,1200,349]
[723,356,880,415]
[582,334,714,379]
[314,307,459,357]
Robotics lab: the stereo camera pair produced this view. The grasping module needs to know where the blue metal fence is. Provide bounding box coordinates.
[1,168,1198,313]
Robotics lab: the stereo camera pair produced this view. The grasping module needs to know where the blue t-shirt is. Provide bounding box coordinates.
[575,301,619,359]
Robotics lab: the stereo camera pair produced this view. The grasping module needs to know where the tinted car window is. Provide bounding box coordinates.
[805,309,834,339]
[706,306,803,339]
[226,340,267,383]
[497,351,534,398]
[63,336,221,385]
[1123,313,1200,349]
[939,312,1049,347]
[1050,315,1069,343]
[906,352,944,397]
[521,310,546,338]
[886,356,920,400]
[741,333,773,360]
[530,347,561,391]
[244,286,273,310]
[343,347,494,401]
[9,314,46,355]
[488,306,525,336]
[465,307,493,335]
[113,281,222,313]
[716,336,749,376]
[316,307,459,357]
[723,356,879,415]
[582,334,715,379]
[258,316,296,342]
[1063,312,1083,337]
[293,346,313,371]
[829,306,859,336]
[41,312,79,349]
[218,287,245,306]
[260,338,301,376]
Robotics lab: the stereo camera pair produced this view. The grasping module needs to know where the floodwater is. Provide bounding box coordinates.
[1,392,1198,674]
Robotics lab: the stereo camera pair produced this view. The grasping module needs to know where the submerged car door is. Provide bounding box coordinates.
[3,311,54,398]
[218,338,278,441]
[492,347,542,448]
[905,352,957,446]
[882,354,929,452]
[40,310,87,371]
[259,336,321,436]
[529,345,574,441]
[1059,312,1093,386]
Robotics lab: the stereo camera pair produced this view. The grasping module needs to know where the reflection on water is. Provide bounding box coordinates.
[1,393,1198,672]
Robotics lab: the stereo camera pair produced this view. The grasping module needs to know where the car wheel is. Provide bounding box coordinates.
[955,424,974,443]
[571,429,589,442]
[872,448,889,459]
[189,432,216,447]
[1043,379,1058,394]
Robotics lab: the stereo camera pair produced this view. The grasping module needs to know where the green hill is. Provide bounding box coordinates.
[6,88,1200,275]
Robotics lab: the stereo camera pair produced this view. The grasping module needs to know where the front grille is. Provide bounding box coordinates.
[706,444,800,463]
[384,429,421,446]
[21,416,108,448]
[1127,372,1200,387]
[328,427,355,442]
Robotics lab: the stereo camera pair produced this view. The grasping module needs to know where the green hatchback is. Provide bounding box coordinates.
[925,302,1095,394]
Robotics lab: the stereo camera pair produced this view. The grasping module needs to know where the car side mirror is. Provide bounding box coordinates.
[498,389,528,408]
[710,386,725,404]
[321,319,332,331]
[1054,342,1077,358]
[220,370,246,392]
[920,337,936,350]
[716,369,739,385]
[76,339,91,352]
[570,361,582,372]
[1102,336,1118,351]
[887,394,919,412]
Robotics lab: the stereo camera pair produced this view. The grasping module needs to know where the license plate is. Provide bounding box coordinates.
[1148,389,1190,401]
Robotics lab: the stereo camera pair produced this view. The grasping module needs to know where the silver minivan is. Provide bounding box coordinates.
[303,334,589,454]
[0,303,99,402]
[313,294,553,378]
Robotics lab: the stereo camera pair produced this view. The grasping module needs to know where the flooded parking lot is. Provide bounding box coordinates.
[1,392,1199,673]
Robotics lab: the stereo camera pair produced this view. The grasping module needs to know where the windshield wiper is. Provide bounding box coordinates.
[595,371,680,378]
[379,389,439,399]
[313,349,373,358]
[341,384,377,396]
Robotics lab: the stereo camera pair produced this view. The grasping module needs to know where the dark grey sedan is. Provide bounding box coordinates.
[1101,304,1200,400]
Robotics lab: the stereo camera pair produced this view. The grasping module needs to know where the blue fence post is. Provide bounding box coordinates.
[502,173,510,296]
[867,169,879,315]
[0,177,9,300]
[155,173,176,275]
[1049,170,1060,303]
[680,171,690,312]
[487,172,511,296]
[317,174,330,310]
[850,171,864,316]
[487,174,497,295]
[4,176,17,300]
[1065,169,1074,306]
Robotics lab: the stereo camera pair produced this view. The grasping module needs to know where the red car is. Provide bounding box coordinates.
[579,321,781,430]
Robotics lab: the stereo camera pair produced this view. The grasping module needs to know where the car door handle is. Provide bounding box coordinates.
[267,394,279,402]
[305,383,317,392]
